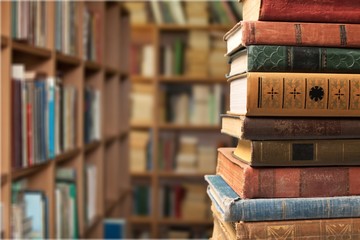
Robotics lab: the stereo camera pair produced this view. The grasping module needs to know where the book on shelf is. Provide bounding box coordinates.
[228,72,360,117]
[130,44,155,76]
[241,0,360,23]
[55,168,79,239]
[130,130,151,173]
[11,1,47,47]
[124,2,148,25]
[217,147,360,199]
[84,86,101,144]
[85,164,97,224]
[130,83,154,125]
[184,1,208,25]
[133,185,151,216]
[224,21,360,56]
[55,1,78,56]
[103,219,126,239]
[11,65,78,169]
[175,136,198,173]
[83,5,102,62]
[221,114,360,140]
[211,204,360,240]
[205,174,360,222]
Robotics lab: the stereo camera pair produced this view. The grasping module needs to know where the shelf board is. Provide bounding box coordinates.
[159,75,226,84]
[105,66,119,76]
[84,140,102,154]
[131,172,153,178]
[12,41,52,58]
[119,129,129,139]
[84,60,102,72]
[158,24,229,31]
[1,35,8,48]
[105,134,118,145]
[159,124,220,131]
[130,123,153,129]
[56,52,81,66]
[158,172,208,178]
[83,215,102,238]
[158,218,213,225]
[105,199,118,216]
[130,216,153,224]
[1,173,8,185]
[131,75,154,83]
[56,148,81,164]
[12,160,50,180]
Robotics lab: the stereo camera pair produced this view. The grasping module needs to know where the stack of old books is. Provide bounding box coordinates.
[206,0,360,239]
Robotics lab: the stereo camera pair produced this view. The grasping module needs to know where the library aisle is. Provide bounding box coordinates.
[1,1,241,238]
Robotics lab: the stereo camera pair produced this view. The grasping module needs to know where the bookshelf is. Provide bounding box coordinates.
[1,1,130,238]
[127,1,238,238]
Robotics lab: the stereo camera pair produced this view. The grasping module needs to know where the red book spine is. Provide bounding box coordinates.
[259,0,360,24]
[27,103,33,166]
[217,148,360,199]
[241,21,360,48]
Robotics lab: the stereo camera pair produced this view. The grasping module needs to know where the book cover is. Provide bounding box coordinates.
[228,45,360,76]
[228,72,360,117]
[217,147,360,199]
[205,174,360,222]
[241,0,360,23]
[221,114,360,140]
[104,219,126,239]
[224,21,360,56]
[211,204,360,240]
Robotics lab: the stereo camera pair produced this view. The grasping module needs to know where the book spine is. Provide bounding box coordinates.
[241,21,360,48]
[47,77,55,159]
[243,72,360,116]
[258,0,360,23]
[236,218,360,239]
[250,139,360,166]
[241,117,360,140]
[247,45,360,73]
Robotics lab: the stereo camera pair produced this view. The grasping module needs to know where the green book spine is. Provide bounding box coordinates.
[11,1,17,38]
[69,183,79,239]
[246,45,360,73]
[174,39,184,75]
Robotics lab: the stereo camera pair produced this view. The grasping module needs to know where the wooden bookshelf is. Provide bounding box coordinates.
[128,1,234,238]
[1,1,131,238]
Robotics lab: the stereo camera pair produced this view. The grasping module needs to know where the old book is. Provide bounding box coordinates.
[217,147,360,199]
[211,204,360,240]
[224,21,360,56]
[221,114,360,140]
[234,139,360,166]
[205,174,360,222]
[241,0,360,24]
[228,72,360,117]
[228,45,360,77]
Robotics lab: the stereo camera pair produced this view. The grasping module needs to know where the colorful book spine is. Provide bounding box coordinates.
[205,175,360,222]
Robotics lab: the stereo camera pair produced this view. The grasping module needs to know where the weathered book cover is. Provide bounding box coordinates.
[221,114,360,140]
[234,139,360,166]
[235,45,360,73]
[228,72,360,117]
[205,174,360,222]
[217,148,360,198]
[224,21,360,55]
[211,204,360,240]
[241,0,360,23]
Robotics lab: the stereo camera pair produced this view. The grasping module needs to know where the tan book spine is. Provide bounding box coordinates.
[231,72,360,116]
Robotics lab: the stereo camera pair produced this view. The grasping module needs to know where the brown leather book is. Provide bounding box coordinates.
[241,0,360,24]
[224,21,360,56]
[216,147,360,198]
[221,114,360,140]
[228,72,360,117]
[211,204,360,240]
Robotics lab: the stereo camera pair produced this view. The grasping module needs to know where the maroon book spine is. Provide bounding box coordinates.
[259,0,360,24]
[217,148,360,199]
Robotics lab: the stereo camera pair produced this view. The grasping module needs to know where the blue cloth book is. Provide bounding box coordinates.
[205,175,360,222]
[103,218,126,239]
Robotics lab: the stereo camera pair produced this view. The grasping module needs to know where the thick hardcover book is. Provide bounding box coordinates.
[233,139,360,166]
[228,72,360,117]
[217,147,360,199]
[228,45,360,76]
[205,174,360,222]
[241,0,360,24]
[211,205,360,240]
[224,21,360,56]
[221,114,360,140]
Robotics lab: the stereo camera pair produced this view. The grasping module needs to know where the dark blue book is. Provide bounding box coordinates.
[205,175,360,222]
[103,219,126,239]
